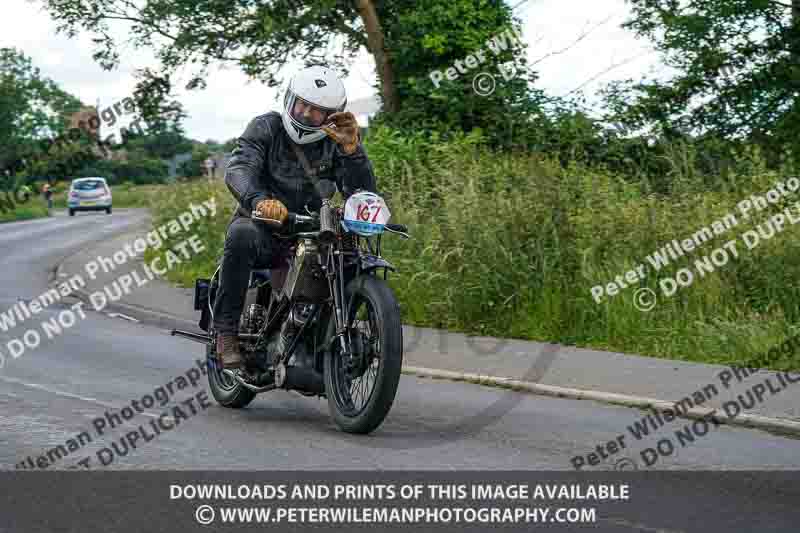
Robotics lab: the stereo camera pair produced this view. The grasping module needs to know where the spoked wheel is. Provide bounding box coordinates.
[324,276,403,434]
[206,339,255,408]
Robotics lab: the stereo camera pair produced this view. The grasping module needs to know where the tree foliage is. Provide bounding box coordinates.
[115,68,193,159]
[0,47,83,175]
[607,0,800,153]
[36,0,555,148]
[373,0,553,148]
[39,0,370,89]
[0,47,194,186]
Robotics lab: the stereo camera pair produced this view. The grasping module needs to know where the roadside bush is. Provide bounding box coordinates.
[76,157,169,185]
[0,202,48,223]
[114,158,169,185]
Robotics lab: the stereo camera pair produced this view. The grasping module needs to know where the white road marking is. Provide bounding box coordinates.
[0,375,159,418]
[0,375,102,403]
[107,312,140,323]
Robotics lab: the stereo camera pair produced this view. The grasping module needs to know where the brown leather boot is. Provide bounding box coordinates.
[216,334,242,370]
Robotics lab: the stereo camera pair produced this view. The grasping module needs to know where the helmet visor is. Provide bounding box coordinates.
[288,95,336,129]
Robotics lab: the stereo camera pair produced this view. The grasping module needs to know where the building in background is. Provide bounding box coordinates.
[68,106,130,162]
[69,106,101,138]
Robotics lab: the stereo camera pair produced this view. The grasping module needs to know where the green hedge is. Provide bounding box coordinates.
[76,157,169,185]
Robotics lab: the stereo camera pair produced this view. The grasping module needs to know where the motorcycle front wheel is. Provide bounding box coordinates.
[323,275,403,434]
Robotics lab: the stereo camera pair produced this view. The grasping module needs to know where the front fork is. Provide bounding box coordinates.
[326,245,352,356]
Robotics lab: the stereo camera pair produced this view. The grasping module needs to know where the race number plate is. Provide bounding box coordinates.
[342,191,391,236]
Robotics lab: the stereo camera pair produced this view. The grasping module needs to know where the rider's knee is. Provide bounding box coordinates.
[225,220,259,255]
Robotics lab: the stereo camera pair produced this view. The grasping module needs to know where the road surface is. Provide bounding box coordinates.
[1,209,799,531]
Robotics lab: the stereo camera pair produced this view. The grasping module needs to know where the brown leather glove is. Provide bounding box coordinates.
[322,111,361,155]
[254,198,288,223]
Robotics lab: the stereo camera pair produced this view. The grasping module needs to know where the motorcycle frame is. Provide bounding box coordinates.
[171,207,408,396]
[260,229,396,372]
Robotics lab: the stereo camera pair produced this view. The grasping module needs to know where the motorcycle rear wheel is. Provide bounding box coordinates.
[324,276,403,434]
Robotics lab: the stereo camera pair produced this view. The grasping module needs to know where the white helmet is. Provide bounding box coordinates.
[281,66,347,145]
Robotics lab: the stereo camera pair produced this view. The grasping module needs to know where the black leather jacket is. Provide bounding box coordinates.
[224,112,377,221]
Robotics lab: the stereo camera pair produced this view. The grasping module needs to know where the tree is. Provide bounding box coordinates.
[38,1,568,149]
[38,0,400,111]
[39,2,536,114]
[373,0,552,148]
[177,142,212,179]
[0,47,84,178]
[607,0,800,154]
[116,68,193,159]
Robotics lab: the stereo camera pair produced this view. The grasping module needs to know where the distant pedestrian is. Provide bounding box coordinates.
[204,157,216,179]
[42,183,53,215]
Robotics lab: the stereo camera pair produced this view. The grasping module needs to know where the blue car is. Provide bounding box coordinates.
[68,177,112,216]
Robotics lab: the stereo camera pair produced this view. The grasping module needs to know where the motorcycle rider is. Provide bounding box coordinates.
[214,65,377,370]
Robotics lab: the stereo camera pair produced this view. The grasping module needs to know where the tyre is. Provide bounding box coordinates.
[69,209,75,217]
[206,340,256,408]
[323,275,403,434]
[106,207,112,214]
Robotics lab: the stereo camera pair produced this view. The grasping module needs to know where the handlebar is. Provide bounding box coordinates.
[252,210,410,239]
[251,211,317,229]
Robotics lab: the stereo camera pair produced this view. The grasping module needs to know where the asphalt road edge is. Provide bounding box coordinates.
[404,366,800,437]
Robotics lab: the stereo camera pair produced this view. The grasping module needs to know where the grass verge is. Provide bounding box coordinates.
[0,200,49,223]
[50,181,170,209]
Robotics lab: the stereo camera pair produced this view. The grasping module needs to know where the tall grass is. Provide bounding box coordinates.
[145,133,800,370]
[368,127,800,369]
[143,178,233,286]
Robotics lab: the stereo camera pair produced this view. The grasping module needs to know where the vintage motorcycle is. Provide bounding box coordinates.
[171,180,409,434]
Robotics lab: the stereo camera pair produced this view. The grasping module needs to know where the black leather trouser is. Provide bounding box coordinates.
[212,217,280,335]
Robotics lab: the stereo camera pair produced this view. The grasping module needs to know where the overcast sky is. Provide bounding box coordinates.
[1,0,663,142]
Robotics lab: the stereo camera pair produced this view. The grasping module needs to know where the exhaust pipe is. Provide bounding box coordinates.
[222,369,278,393]
[284,366,325,394]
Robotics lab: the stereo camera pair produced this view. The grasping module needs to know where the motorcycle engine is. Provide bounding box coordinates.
[266,303,315,367]
[240,303,266,334]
